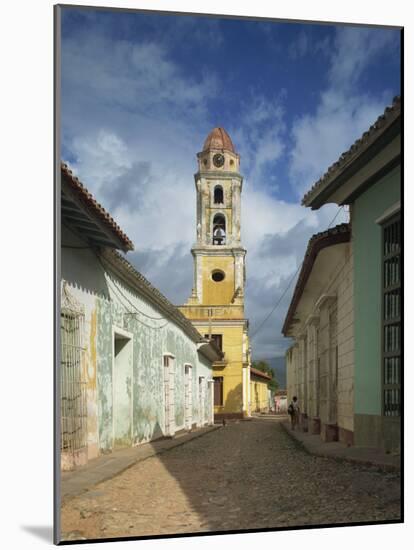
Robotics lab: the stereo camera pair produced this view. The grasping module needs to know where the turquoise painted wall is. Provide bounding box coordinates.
[353,165,400,415]
[97,298,113,451]
[95,279,211,449]
[62,228,214,456]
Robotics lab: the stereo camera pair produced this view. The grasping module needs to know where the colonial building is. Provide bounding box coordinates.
[283,96,401,452]
[60,163,222,471]
[179,128,251,421]
[283,224,353,443]
[250,368,272,413]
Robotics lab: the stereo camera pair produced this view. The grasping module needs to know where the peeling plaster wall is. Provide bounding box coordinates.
[198,353,214,425]
[61,225,213,464]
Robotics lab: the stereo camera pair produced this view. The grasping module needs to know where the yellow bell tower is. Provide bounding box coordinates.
[179,127,251,420]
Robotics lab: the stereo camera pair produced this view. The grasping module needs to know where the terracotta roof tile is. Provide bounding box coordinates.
[250,367,272,381]
[61,162,134,251]
[302,96,401,207]
[101,248,208,345]
[203,127,235,153]
[282,223,351,336]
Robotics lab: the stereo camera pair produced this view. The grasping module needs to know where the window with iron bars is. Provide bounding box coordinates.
[61,310,87,454]
[382,214,401,417]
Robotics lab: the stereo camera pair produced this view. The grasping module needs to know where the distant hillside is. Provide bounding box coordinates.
[253,356,286,389]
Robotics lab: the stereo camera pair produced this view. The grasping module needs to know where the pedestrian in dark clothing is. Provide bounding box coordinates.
[288,396,300,430]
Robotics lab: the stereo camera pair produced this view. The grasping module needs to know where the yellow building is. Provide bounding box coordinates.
[179,127,251,421]
[250,368,271,413]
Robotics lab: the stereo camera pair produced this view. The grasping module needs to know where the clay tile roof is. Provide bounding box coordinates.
[302,96,401,207]
[101,248,206,345]
[61,162,134,252]
[203,127,235,153]
[250,367,272,381]
[281,223,351,336]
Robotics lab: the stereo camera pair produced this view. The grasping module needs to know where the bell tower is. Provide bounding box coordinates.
[189,127,246,307]
[180,127,251,421]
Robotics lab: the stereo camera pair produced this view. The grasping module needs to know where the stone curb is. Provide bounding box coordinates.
[61,425,222,504]
[280,421,400,473]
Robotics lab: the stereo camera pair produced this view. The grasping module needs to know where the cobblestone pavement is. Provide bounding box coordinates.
[60,417,401,541]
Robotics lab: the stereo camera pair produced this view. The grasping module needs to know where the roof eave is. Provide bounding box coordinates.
[101,249,203,344]
[281,225,351,336]
[302,97,401,210]
[250,367,272,381]
[197,342,224,363]
[61,163,134,252]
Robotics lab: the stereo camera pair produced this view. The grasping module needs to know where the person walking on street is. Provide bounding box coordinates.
[288,396,300,430]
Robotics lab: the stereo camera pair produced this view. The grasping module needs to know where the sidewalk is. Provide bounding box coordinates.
[60,425,221,504]
[281,420,400,472]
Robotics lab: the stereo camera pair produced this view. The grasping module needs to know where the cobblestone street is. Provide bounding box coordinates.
[61,417,401,541]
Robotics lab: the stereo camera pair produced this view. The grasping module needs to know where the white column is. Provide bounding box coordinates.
[312,321,320,418]
[297,336,305,406]
[234,252,244,295]
[232,179,241,245]
[196,180,201,243]
[242,365,247,414]
[247,364,251,416]
[194,252,203,303]
[208,380,214,425]
[293,344,299,398]
[200,179,209,245]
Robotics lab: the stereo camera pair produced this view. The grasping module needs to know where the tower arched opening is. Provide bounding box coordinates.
[214,185,224,204]
[212,213,226,245]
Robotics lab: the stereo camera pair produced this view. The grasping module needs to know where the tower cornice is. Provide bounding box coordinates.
[194,171,243,183]
[191,246,246,257]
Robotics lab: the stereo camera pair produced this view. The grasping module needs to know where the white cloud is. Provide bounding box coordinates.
[62,25,218,251]
[230,93,286,189]
[289,26,398,198]
[289,90,391,196]
[70,130,131,193]
[329,27,398,89]
[288,29,331,61]
[61,17,396,360]
[288,30,309,60]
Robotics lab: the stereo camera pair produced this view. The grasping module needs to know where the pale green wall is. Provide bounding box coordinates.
[62,225,214,455]
[353,165,400,415]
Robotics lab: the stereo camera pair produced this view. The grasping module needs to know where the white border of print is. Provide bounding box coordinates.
[1,1,410,549]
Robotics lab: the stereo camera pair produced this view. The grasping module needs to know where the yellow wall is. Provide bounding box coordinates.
[179,304,244,321]
[250,377,269,412]
[201,256,235,305]
[197,324,245,415]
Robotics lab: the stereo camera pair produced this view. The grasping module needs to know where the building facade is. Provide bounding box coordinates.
[179,128,251,420]
[283,224,354,443]
[284,96,401,452]
[60,163,221,471]
[250,368,272,413]
[274,390,288,414]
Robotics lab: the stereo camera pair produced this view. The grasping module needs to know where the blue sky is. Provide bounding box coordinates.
[60,7,401,359]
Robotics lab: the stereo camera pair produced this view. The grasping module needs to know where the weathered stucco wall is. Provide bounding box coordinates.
[61,226,214,466]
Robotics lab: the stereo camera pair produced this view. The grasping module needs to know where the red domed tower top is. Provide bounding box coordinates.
[202,127,235,153]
